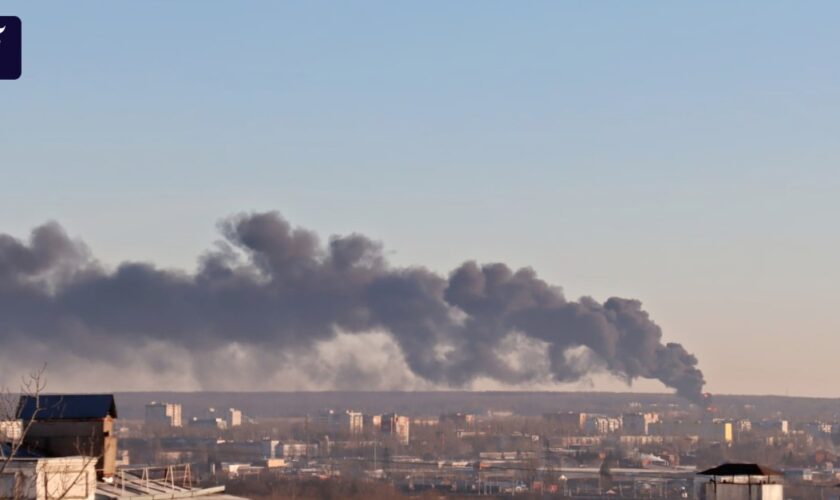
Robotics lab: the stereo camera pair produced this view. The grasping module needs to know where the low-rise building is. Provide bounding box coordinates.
[189,417,227,430]
[17,394,119,480]
[585,415,621,435]
[803,422,832,438]
[278,442,318,458]
[649,419,733,443]
[754,419,789,436]
[735,419,752,433]
[314,409,364,435]
[261,439,280,459]
[439,413,476,431]
[543,412,587,434]
[0,420,22,442]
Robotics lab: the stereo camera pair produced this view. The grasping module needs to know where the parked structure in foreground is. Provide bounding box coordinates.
[17,394,118,481]
[2,394,242,500]
[695,463,784,500]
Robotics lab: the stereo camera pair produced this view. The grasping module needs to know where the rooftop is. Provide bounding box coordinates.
[698,463,782,477]
[17,394,118,420]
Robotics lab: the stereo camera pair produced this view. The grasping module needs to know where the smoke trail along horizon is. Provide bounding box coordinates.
[0,212,704,400]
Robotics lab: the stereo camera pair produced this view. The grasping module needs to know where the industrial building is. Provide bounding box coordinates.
[650,419,733,443]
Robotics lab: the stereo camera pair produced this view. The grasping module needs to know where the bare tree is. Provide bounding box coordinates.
[0,365,48,475]
[0,367,101,500]
[45,432,101,500]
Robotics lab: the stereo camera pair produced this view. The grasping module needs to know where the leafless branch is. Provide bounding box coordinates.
[0,364,47,476]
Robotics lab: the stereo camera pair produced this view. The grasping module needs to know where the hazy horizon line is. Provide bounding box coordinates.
[33,389,838,401]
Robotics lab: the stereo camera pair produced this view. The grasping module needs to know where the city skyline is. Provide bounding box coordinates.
[3,2,840,397]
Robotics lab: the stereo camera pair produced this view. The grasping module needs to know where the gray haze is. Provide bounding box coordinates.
[0,212,704,400]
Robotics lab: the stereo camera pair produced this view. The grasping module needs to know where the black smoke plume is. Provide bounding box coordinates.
[0,212,704,400]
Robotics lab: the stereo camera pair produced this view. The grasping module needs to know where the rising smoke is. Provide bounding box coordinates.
[0,212,704,400]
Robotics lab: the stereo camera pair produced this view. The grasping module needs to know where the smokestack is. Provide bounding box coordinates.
[0,212,705,399]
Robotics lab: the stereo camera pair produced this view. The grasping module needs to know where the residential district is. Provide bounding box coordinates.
[4,392,840,499]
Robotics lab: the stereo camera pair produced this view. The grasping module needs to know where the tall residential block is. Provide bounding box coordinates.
[381,413,410,445]
[145,401,182,427]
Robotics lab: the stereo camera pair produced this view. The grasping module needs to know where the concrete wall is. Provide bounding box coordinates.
[0,457,96,500]
[698,481,783,500]
[22,418,117,479]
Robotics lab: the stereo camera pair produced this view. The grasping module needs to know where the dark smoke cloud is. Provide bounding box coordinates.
[0,212,704,400]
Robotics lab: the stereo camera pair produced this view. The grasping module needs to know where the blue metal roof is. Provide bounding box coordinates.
[16,394,117,420]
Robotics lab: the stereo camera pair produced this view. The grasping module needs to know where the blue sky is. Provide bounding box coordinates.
[2,2,839,395]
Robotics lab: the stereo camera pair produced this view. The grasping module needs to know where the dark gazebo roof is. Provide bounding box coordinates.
[699,463,782,477]
[16,394,117,420]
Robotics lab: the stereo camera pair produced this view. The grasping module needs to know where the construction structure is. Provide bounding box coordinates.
[95,464,244,499]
